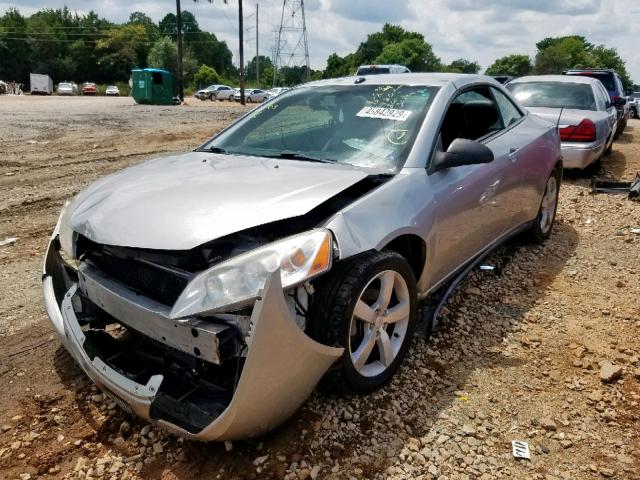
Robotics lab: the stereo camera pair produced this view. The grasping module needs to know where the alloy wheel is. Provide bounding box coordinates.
[348,270,411,377]
[539,175,558,234]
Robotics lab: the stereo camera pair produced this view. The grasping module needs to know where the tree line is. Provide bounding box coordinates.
[485,36,633,90]
[0,7,235,88]
[0,8,635,92]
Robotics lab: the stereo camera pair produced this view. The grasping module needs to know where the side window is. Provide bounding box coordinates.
[491,88,523,127]
[439,86,503,151]
[596,84,608,110]
[598,83,610,109]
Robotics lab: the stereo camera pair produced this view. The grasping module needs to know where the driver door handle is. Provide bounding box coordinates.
[508,147,518,162]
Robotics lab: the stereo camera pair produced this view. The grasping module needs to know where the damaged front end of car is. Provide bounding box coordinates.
[42,213,344,441]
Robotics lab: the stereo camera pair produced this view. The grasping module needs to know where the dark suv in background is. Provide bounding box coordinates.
[564,69,628,137]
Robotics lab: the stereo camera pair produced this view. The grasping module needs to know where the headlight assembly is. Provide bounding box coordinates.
[57,200,76,258]
[170,229,333,319]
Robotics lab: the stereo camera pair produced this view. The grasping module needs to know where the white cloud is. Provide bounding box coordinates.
[1,0,638,81]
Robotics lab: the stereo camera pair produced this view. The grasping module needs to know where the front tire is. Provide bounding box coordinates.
[526,167,561,243]
[308,251,417,393]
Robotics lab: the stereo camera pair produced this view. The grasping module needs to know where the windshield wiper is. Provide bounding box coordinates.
[208,145,229,154]
[278,151,334,164]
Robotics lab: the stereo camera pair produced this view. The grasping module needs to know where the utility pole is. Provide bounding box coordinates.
[176,0,184,102]
[197,0,245,104]
[256,2,259,85]
[238,0,245,105]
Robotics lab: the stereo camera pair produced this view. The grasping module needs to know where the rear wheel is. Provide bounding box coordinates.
[308,251,417,393]
[526,168,560,243]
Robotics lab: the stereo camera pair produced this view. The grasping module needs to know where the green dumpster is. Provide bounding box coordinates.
[131,68,174,105]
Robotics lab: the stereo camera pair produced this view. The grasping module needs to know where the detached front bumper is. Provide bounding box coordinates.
[561,140,605,169]
[42,233,343,441]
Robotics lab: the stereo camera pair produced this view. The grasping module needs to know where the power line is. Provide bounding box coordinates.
[0,36,224,45]
[0,30,207,36]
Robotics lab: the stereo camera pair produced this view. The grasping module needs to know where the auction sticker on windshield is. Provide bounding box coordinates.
[356,107,412,121]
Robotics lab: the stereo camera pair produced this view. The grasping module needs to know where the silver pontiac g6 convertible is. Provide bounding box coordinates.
[43,74,561,441]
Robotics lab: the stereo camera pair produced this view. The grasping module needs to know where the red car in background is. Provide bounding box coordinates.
[82,82,98,95]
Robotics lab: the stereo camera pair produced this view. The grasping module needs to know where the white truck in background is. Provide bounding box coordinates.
[30,73,53,95]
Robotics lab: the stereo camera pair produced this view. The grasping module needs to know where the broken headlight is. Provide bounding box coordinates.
[57,201,76,258]
[170,229,333,318]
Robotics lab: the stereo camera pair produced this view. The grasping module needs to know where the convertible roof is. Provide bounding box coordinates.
[303,73,497,89]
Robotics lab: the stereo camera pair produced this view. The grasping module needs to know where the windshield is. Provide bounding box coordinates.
[59,83,71,88]
[508,81,596,110]
[204,84,437,173]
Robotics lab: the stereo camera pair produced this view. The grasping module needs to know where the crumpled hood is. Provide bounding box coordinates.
[66,151,367,250]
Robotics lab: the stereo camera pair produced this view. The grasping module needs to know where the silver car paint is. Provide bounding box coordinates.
[65,153,367,250]
[508,75,617,169]
[43,73,561,441]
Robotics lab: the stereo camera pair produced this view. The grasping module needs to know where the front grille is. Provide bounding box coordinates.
[78,237,194,306]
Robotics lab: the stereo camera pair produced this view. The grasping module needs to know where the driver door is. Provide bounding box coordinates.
[426,86,516,288]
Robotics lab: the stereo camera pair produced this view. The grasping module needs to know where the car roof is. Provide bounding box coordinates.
[564,68,616,74]
[303,73,497,89]
[509,75,599,86]
[358,64,406,68]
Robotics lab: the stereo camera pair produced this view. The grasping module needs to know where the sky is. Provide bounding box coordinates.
[2,0,639,82]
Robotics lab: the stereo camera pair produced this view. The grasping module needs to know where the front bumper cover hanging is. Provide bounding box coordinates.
[43,231,343,441]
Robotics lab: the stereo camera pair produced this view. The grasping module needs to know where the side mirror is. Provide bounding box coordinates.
[605,100,612,109]
[614,97,627,107]
[432,138,494,172]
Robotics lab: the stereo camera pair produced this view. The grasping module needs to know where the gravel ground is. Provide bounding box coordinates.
[0,97,638,480]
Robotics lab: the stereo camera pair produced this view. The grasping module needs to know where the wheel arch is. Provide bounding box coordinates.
[380,234,427,283]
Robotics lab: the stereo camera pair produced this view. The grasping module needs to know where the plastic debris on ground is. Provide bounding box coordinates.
[512,440,531,460]
[0,237,18,247]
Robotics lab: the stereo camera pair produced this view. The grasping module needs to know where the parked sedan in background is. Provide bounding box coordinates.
[44,73,561,441]
[82,82,98,95]
[57,82,78,95]
[105,85,120,96]
[195,84,234,101]
[266,87,290,99]
[563,68,628,137]
[508,75,617,170]
[627,92,640,119]
[234,88,269,103]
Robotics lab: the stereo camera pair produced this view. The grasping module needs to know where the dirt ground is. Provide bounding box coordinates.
[0,96,638,480]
